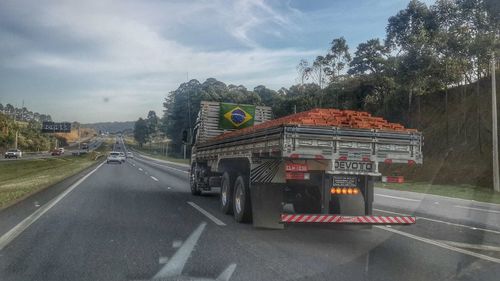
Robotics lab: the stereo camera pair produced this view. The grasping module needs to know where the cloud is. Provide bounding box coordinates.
[0,0,315,122]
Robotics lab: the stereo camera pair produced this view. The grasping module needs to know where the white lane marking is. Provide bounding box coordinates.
[172,240,182,248]
[375,193,421,202]
[159,257,169,264]
[151,176,159,182]
[138,168,143,171]
[135,156,189,174]
[374,208,500,235]
[187,201,226,226]
[135,152,190,168]
[167,187,172,190]
[376,226,500,264]
[435,240,500,252]
[376,187,500,208]
[132,163,136,167]
[154,222,206,278]
[0,162,104,251]
[453,205,500,214]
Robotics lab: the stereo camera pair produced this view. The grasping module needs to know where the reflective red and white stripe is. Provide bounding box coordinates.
[280,214,416,224]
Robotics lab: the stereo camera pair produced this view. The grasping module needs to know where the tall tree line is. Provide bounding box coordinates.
[153,0,499,156]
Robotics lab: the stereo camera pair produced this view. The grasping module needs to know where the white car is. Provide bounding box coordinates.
[4,149,22,159]
[107,152,122,164]
[127,152,134,158]
[58,147,65,154]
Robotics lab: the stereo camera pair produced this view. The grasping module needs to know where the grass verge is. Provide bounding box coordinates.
[0,142,110,209]
[126,142,189,165]
[376,182,500,205]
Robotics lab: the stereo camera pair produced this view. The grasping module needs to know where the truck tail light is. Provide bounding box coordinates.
[331,187,360,195]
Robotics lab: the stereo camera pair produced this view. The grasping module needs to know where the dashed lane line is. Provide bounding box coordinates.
[187,201,226,226]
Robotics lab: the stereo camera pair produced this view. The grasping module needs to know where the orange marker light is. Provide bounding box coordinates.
[353,188,359,195]
[347,188,353,194]
[342,188,347,195]
[336,188,342,194]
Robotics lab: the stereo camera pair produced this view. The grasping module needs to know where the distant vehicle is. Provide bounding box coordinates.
[51,149,62,156]
[81,143,89,150]
[4,149,22,159]
[58,147,65,154]
[119,152,126,162]
[107,152,122,164]
[127,152,134,158]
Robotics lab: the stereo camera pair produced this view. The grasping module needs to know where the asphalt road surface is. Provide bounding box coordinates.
[0,141,499,280]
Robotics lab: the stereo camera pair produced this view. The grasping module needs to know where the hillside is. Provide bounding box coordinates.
[82,121,134,134]
[382,74,500,188]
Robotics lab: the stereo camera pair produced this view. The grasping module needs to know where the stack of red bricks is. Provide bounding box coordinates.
[214,108,415,141]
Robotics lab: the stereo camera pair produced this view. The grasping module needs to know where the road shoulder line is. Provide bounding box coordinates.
[187,201,226,226]
[0,162,104,251]
[374,208,500,235]
[376,225,500,264]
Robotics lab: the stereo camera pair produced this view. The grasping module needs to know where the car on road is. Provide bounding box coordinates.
[107,152,122,164]
[4,149,22,159]
[51,149,62,156]
[58,147,65,154]
[81,143,89,150]
[127,152,134,158]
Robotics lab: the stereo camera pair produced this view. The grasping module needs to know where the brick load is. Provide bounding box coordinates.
[214,108,415,141]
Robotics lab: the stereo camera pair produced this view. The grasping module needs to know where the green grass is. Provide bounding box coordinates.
[0,143,110,209]
[126,142,189,165]
[376,182,500,204]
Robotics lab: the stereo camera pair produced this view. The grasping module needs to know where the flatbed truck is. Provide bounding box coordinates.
[190,101,423,229]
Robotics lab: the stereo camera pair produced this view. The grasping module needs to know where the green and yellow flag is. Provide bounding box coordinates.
[219,103,256,130]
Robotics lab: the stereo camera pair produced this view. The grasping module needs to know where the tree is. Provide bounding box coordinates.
[323,37,352,80]
[134,118,149,147]
[146,110,159,137]
[386,0,441,127]
[348,39,390,75]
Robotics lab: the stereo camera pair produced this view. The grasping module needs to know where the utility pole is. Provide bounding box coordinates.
[14,130,18,149]
[492,53,499,193]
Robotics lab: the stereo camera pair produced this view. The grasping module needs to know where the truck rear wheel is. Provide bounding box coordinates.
[220,172,234,214]
[190,164,201,196]
[233,175,252,223]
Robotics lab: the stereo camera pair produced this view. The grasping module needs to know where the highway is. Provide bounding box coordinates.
[0,141,499,280]
[0,138,104,162]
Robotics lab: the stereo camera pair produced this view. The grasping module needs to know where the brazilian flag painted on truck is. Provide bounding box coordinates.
[219,103,256,130]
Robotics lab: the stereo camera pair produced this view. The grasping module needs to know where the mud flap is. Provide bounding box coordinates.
[250,183,284,229]
[335,194,366,215]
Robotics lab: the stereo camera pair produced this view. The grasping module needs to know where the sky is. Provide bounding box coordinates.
[0,0,434,123]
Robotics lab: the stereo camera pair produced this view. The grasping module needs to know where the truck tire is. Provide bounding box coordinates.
[220,172,234,214]
[233,175,252,223]
[190,165,202,196]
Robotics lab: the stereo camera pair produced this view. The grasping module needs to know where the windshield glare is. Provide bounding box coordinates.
[0,1,499,281]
